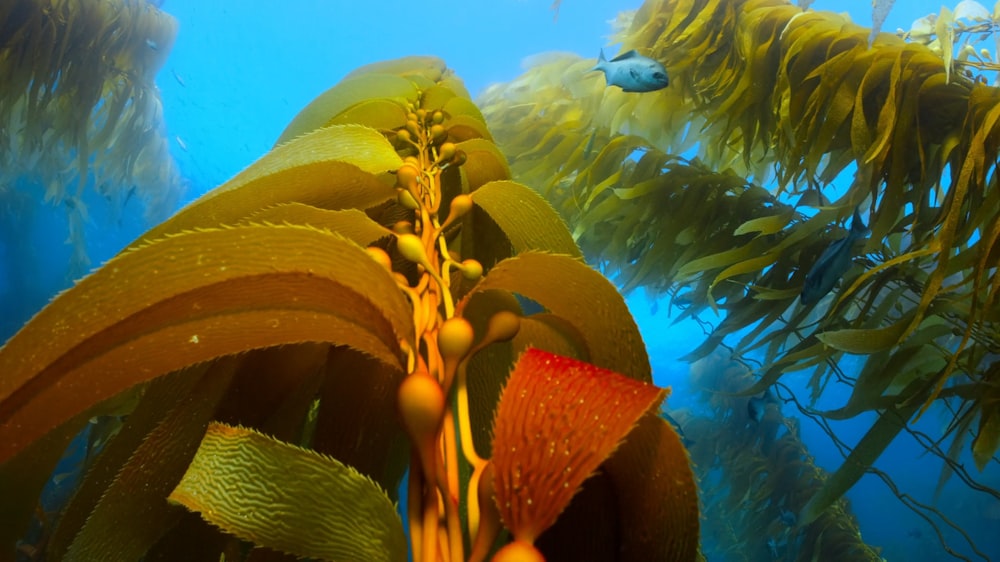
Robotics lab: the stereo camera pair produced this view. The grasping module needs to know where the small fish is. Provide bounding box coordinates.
[767,537,779,559]
[778,508,797,526]
[800,207,870,306]
[592,49,669,93]
[747,387,778,423]
[145,38,158,51]
[172,68,187,87]
[794,188,830,208]
[175,135,188,152]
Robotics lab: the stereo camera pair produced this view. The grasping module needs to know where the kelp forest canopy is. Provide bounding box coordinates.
[479,0,1000,558]
[0,0,184,272]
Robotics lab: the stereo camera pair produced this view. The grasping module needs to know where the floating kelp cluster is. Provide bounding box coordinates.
[0,0,183,271]
[0,56,700,560]
[478,0,999,558]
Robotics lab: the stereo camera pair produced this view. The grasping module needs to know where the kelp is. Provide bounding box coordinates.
[0,55,699,561]
[478,0,999,558]
[681,351,883,561]
[0,0,184,272]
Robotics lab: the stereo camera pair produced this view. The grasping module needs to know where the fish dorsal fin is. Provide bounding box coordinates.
[610,49,642,62]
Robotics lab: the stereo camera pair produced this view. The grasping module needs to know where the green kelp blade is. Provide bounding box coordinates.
[799,378,928,526]
[470,180,581,258]
[276,74,420,144]
[732,209,795,237]
[815,313,913,354]
[168,422,406,562]
[138,124,401,244]
[0,226,413,465]
[342,55,447,82]
[972,406,1000,472]
[419,84,459,114]
[326,98,410,131]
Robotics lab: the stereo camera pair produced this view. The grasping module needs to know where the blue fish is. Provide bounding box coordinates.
[592,49,669,93]
[800,207,870,306]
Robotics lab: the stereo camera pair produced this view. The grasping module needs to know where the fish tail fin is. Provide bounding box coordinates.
[592,49,607,73]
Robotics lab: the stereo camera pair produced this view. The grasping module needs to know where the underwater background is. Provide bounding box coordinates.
[2,0,999,560]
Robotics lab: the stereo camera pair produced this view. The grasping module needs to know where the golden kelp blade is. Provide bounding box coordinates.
[462,251,650,381]
[138,123,403,243]
[605,414,700,561]
[275,74,421,144]
[0,226,413,465]
[169,422,406,562]
[469,180,581,257]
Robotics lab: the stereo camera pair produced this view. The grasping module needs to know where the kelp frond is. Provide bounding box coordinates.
[0,55,699,561]
[480,0,1000,558]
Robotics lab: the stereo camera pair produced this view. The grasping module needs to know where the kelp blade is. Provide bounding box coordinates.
[169,422,406,562]
[0,226,413,465]
[139,123,402,243]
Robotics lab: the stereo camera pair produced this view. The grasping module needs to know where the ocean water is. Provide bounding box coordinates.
[2,1,999,560]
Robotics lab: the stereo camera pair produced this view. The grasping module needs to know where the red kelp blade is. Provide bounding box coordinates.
[490,347,667,545]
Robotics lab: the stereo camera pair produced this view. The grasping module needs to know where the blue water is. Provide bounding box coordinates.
[2,1,999,560]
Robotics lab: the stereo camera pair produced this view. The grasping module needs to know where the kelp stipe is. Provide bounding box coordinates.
[0,57,700,561]
[479,0,1000,558]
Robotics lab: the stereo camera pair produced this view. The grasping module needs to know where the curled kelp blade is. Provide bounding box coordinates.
[457,138,512,191]
[0,226,413,466]
[513,313,589,360]
[137,123,402,244]
[469,180,580,258]
[168,422,406,562]
[462,251,650,381]
[275,74,422,144]
[604,414,700,561]
[457,251,652,467]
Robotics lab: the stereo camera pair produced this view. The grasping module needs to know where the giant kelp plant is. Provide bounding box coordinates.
[0,56,700,561]
[478,0,1000,559]
[0,0,183,272]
